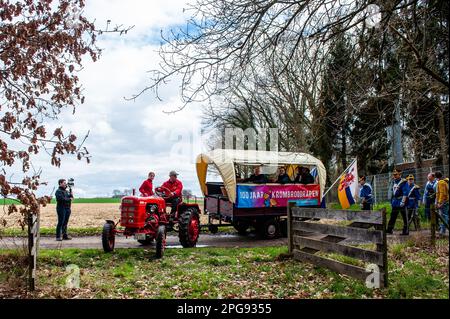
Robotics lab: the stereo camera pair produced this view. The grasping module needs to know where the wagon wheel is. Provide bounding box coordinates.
[155,225,167,259]
[256,218,280,240]
[178,207,200,248]
[233,220,249,235]
[102,222,115,252]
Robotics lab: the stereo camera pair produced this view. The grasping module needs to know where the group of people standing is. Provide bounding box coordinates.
[358,169,449,237]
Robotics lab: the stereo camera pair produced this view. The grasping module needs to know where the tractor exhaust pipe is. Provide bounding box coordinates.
[132,188,136,196]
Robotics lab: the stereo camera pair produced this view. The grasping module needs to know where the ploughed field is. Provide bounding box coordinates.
[0,201,207,230]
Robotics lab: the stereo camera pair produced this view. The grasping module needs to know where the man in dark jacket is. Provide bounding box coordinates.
[275,167,291,184]
[294,167,315,184]
[55,179,73,241]
[243,166,268,184]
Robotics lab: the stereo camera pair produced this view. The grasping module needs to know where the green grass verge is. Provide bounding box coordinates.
[0,239,448,299]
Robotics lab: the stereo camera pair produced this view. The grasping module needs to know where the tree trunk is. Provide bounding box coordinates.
[341,118,347,170]
[437,104,448,167]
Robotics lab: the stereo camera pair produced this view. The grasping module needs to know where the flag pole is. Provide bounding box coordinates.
[322,158,357,199]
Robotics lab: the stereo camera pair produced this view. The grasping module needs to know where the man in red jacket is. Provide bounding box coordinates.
[139,172,155,197]
[162,170,183,215]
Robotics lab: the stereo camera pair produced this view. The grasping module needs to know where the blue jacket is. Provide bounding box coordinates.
[359,183,374,204]
[391,178,406,208]
[402,182,421,209]
[423,180,437,204]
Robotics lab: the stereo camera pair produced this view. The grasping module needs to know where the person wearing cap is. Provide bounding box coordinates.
[358,176,374,210]
[139,172,155,197]
[387,169,408,235]
[161,171,184,216]
[423,173,437,222]
[401,174,421,231]
[435,171,449,236]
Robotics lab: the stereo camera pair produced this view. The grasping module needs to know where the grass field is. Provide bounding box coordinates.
[0,237,448,299]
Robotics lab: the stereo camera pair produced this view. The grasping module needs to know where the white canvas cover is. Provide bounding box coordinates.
[196,149,327,203]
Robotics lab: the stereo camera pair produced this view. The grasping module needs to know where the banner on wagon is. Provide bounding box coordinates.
[236,184,320,208]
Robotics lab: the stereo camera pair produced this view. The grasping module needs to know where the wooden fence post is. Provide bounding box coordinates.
[287,202,295,254]
[430,204,436,247]
[376,208,388,288]
[27,207,40,291]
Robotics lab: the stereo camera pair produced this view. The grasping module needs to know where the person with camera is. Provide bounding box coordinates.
[55,178,74,241]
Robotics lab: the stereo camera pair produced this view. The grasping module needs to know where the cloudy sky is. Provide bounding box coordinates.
[32,0,215,198]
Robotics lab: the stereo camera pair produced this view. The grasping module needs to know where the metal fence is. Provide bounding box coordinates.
[324,165,449,204]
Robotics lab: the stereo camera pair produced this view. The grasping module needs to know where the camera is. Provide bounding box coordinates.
[68,178,75,187]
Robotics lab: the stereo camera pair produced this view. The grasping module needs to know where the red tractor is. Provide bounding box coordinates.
[101,186,201,258]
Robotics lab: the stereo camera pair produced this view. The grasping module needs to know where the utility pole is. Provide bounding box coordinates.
[388,95,404,167]
[392,103,404,165]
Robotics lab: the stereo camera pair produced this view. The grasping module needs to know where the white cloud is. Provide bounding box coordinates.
[23,0,213,198]
[84,0,190,40]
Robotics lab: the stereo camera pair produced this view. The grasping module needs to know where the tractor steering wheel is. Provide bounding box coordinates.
[155,186,173,199]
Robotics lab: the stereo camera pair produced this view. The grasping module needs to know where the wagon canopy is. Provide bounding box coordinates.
[196,149,327,203]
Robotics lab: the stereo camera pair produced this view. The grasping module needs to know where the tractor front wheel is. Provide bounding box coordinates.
[102,222,115,252]
[179,208,200,248]
[155,225,166,259]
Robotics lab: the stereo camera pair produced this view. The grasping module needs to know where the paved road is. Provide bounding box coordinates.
[1,230,443,250]
[0,233,287,250]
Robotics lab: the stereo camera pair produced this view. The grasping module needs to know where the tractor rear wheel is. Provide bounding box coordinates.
[102,222,115,252]
[155,225,166,259]
[179,207,200,248]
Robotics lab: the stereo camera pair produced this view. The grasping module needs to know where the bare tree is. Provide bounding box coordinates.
[145,0,448,171]
[0,0,133,292]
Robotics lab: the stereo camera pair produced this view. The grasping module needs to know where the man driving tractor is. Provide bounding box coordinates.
[162,170,183,216]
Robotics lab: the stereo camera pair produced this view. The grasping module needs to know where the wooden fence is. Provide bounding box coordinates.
[287,204,388,288]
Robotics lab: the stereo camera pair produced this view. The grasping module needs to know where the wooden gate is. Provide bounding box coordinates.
[287,204,388,288]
